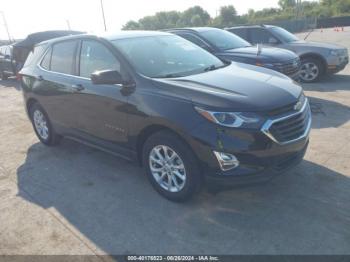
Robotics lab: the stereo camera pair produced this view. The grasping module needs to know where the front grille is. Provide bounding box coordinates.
[276,58,300,76]
[267,102,295,116]
[262,98,311,144]
[269,103,310,143]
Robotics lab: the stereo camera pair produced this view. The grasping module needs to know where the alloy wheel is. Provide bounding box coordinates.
[300,62,319,82]
[149,145,186,193]
[33,110,49,140]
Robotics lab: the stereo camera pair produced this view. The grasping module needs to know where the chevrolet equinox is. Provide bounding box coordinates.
[20,31,311,202]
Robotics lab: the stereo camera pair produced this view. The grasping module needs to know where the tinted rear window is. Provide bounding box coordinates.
[50,41,77,75]
[23,44,47,68]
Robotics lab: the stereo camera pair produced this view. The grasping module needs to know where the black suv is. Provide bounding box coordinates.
[166,27,300,79]
[0,45,16,80]
[20,32,311,201]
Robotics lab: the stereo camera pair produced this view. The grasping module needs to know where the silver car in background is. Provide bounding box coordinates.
[227,25,349,83]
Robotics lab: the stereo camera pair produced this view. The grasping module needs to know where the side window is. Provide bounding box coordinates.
[50,41,77,75]
[250,28,278,45]
[79,40,120,79]
[179,33,211,51]
[23,44,47,68]
[40,48,52,70]
[229,29,248,41]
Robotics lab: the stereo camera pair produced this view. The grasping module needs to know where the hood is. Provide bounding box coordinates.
[218,46,297,63]
[292,40,346,50]
[151,63,302,112]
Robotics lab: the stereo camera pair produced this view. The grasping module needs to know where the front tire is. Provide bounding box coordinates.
[29,103,61,146]
[142,131,201,202]
[299,57,324,83]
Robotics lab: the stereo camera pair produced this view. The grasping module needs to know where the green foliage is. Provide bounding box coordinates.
[278,0,296,10]
[122,0,350,30]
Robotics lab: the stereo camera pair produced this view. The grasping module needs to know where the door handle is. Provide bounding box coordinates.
[71,84,85,92]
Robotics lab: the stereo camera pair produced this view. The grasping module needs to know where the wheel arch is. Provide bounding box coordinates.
[299,52,327,74]
[136,124,198,167]
[26,97,39,114]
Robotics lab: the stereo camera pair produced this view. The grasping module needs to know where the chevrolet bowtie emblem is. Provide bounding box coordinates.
[294,101,303,111]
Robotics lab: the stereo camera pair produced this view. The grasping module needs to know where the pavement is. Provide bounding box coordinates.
[0,27,349,256]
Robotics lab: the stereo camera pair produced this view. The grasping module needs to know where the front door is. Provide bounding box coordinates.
[71,39,130,152]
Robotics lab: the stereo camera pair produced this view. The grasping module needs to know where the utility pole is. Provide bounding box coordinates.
[100,0,107,31]
[0,11,12,43]
[66,20,71,30]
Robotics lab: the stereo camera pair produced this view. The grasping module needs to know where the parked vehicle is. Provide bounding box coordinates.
[0,45,16,80]
[20,31,311,201]
[12,30,83,75]
[227,25,349,83]
[166,27,300,79]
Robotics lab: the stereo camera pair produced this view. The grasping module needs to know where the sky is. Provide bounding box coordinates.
[0,0,281,40]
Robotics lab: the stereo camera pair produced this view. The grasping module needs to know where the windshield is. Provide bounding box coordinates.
[199,29,251,51]
[112,35,226,78]
[270,27,299,43]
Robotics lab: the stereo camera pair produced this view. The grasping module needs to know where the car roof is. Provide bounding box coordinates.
[227,25,275,30]
[38,30,173,46]
[165,27,220,33]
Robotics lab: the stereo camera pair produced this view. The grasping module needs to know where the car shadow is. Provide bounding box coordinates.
[0,78,21,90]
[308,96,350,129]
[16,139,350,254]
[302,73,350,92]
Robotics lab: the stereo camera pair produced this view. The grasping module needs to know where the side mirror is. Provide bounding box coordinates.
[91,70,123,85]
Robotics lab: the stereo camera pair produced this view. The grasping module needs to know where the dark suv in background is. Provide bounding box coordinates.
[0,45,16,80]
[20,31,311,202]
[227,25,349,82]
[166,27,300,79]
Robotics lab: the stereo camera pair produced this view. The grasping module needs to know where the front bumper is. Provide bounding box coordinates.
[188,100,311,185]
[205,140,308,186]
[326,55,349,74]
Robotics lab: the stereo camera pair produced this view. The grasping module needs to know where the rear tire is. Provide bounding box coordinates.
[29,103,61,146]
[142,130,201,202]
[299,57,324,83]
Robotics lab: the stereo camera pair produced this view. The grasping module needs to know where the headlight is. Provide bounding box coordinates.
[330,50,342,56]
[195,107,262,128]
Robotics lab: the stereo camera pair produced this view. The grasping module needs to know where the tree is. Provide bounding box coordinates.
[123,20,140,30]
[278,0,296,10]
[191,15,204,26]
[180,6,211,26]
[218,5,238,27]
[122,1,350,31]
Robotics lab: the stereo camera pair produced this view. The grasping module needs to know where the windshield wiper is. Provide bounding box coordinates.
[154,73,184,78]
[203,64,226,72]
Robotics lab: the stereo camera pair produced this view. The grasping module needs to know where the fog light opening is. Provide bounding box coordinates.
[213,151,240,171]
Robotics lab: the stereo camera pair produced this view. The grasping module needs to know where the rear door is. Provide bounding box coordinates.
[70,39,130,151]
[35,40,80,133]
